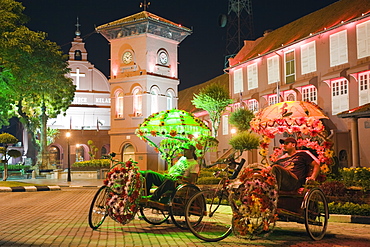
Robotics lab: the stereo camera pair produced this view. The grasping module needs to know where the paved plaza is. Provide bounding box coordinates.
[0,181,370,246]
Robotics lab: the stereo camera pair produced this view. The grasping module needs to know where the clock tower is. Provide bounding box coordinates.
[96,11,191,170]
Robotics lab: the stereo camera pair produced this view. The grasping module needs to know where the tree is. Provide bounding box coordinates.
[0,0,75,168]
[191,84,233,137]
[0,133,21,181]
[229,108,255,132]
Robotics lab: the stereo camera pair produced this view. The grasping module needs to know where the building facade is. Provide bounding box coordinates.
[223,0,370,167]
[96,11,191,171]
[47,28,111,169]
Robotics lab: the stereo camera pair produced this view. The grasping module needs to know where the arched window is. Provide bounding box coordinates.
[115,90,124,118]
[74,50,82,60]
[133,87,142,117]
[76,145,85,162]
[123,144,135,162]
[48,146,61,168]
[166,90,174,110]
[150,87,160,114]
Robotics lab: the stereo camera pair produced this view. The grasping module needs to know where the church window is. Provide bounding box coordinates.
[150,87,160,114]
[357,20,370,59]
[267,55,279,84]
[115,90,124,118]
[133,87,142,117]
[301,41,316,74]
[123,144,135,162]
[330,30,348,67]
[233,68,243,94]
[285,50,295,84]
[331,78,349,115]
[302,85,317,104]
[247,63,258,90]
[74,50,82,60]
[166,90,174,110]
[359,71,370,105]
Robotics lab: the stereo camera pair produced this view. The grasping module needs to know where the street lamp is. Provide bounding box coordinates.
[66,132,71,182]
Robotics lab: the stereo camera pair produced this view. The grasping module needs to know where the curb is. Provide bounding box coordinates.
[329,214,370,224]
[0,185,61,192]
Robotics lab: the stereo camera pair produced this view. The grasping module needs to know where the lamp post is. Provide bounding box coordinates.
[66,132,71,182]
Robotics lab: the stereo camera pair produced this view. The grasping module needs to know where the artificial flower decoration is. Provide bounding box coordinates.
[250,101,335,174]
[103,159,144,225]
[230,164,278,239]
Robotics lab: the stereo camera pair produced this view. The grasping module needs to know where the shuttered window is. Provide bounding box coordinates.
[330,30,348,66]
[359,71,370,105]
[331,79,349,115]
[357,20,370,59]
[267,56,280,84]
[301,41,316,74]
[247,63,258,89]
[233,68,244,94]
[285,50,295,84]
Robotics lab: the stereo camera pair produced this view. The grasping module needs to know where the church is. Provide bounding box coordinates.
[47,23,111,169]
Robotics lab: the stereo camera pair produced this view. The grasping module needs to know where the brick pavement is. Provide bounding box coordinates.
[0,187,370,246]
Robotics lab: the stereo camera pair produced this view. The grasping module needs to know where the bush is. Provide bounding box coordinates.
[337,167,370,191]
[328,202,370,216]
[0,164,31,171]
[72,159,110,169]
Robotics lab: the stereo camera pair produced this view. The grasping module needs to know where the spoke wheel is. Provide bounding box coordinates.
[139,204,169,225]
[185,190,232,242]
[88,186,109,230]
[170,184,201,229]
[304,188,329,240]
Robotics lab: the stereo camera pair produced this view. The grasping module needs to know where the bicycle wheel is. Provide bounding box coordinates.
[170,184,201,229]
[304,188,329,240]
[185,190,233,242]
[88,186,109,230]
[139,203,169,225]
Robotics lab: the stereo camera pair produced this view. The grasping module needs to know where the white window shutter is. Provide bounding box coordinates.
[268,56,279,84]
[338,31,348,64]
[357,22,368,59]
[222,115,229,135]
[309,42,317,72]
[301,45,309,74]
[248,64,258,89]
[330,34,339,66]
[233,68,243,94]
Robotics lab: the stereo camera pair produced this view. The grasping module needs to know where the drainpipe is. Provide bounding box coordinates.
[350,117,360,168]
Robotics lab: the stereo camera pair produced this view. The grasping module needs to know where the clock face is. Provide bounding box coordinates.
[159,51,168,65]
[122,51,133,64]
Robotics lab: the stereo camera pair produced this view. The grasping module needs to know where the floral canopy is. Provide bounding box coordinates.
[136,109,215,166]
[250,101,334,174]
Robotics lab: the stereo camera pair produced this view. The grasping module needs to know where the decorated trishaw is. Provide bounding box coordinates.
[88,109,217,230]
[184,101,332,242]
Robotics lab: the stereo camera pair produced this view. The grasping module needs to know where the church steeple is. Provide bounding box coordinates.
[69,17,87,61]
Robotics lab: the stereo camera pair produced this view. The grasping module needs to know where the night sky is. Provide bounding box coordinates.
[19,0,339,91]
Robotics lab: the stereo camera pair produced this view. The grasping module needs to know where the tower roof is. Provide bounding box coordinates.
[96,11,191,42]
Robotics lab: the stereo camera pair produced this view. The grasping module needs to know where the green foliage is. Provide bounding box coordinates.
[191,84,233,137]
[332,167,370,191]
[0,164,31,171]
[0,0,75,168]
[229,131,260,152]
[196,176,222,185]
[0,133,18,145]
[72,159,110,169]
[87,140,98,160]
[229,108,255,132]
[328,202,370,216]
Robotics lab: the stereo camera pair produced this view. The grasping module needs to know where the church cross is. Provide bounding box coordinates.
[140,0,150,11]
[70,68,85,89]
